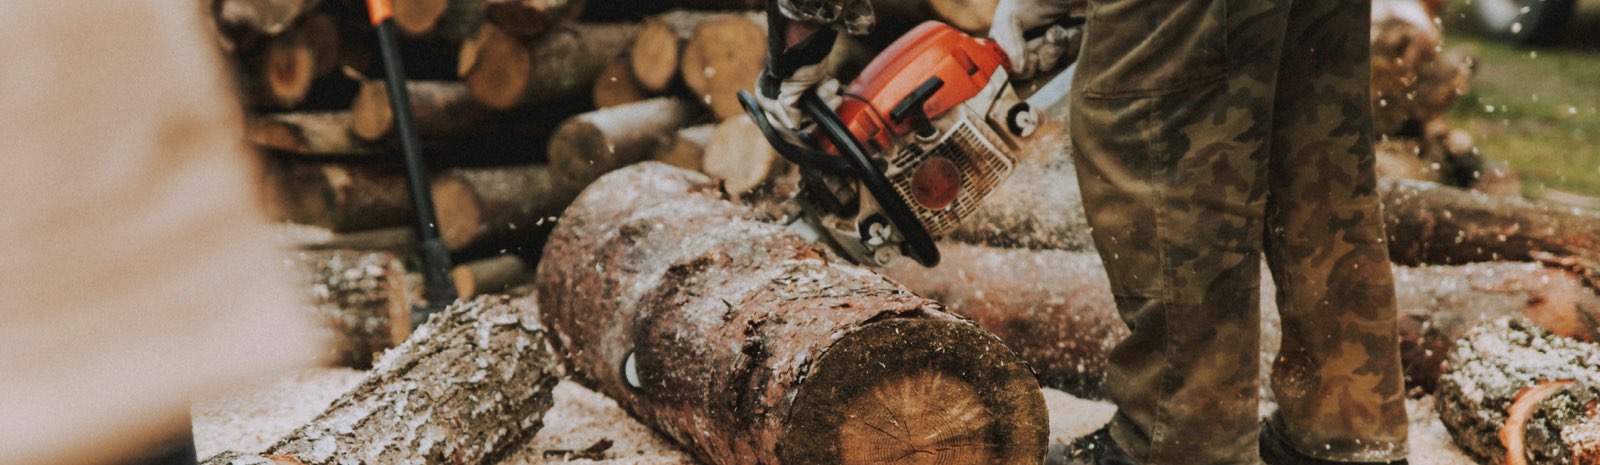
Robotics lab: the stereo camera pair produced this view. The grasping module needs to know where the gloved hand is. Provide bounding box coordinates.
[989,0,1079,79]
[754,60,843,130]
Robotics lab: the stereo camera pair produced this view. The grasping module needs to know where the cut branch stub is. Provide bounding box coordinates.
[535,162,1048,465]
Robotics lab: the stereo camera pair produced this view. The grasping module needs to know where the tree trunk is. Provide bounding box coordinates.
[460,22,638,109]
[452,254,529,298]
[536,162,1049,465]
[701,115,783,197]
[680,13,766,119]
[247,112,386,156]
[592,58,651,109]
[431,164,580,251]
[199,294,562,465]
[630,11,722,93]
[1435,317,1600,465]
[873,0,999,33]
[483,0,583,38]
[650,123,716,171]
[350,80,496,141]
[289,249,412,368]
[884,242,1600,398]
[546,97,704,187]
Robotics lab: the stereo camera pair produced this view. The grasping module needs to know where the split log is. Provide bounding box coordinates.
[592,58,651,109]
[452,254,529,297]
[650,123,716,171]
[431,164,579,251]
[285,163,414,232]
[350,80,495,141]
[873,0,999,33]
[1435,317,1600,465]
[701,116,783,196]
[216,0,323,39]
[630,11,720,93]
[460,22,638,109]
[884,242,1600,398]
[679,13,767,119]
[200,294,562,465]
[546,97,704,187]
[483,0,583,38]
[536,162,1049,465]
[247,112,385,156]
[289,249,412,368]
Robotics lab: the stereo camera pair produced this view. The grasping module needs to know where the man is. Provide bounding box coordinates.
[757,0,1412,464]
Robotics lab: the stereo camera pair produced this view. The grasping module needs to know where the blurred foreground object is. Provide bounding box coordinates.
[0,1,321,464]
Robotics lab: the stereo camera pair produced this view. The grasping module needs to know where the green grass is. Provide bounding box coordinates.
[1440,0,1600,198]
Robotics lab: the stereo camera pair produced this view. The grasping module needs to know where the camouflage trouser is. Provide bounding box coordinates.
[1068,0,1410,463]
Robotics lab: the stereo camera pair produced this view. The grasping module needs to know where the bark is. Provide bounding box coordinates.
[350,80,496,141]
[592,58,651,109]
[546,97,704,187]
[247,112,386,156]
[284,163,415,232]
[289,249,412,368]
[460,22,638,109]
[679,13,767,119]
[483,0,583,38]
[630,11,722,93]
[452,254,530,298]
[701,116,783,197]
[873,0,1000,33]
[1370,0,1472,137]
[431,164,580,251]
[216,0,323,39]
[536,162,1049,465]
[200,294,562,465]
[883,242,1600,398]
[1435,317,1600,465]
[650,123,716,171]
[302,11,342,78]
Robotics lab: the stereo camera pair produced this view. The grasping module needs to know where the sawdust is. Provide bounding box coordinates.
[194,369,1477,464]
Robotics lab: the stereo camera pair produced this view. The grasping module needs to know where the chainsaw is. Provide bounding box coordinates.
[737,19,1082,267]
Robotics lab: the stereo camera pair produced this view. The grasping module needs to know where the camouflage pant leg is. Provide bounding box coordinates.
[1264,0,1410,461]
[1068,0,1407,463]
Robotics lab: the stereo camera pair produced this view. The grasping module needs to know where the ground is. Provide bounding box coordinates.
[1442,0,1600,200]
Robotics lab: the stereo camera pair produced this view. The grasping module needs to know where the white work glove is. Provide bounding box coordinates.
[755,60,843,130]
[989,0,1079,79]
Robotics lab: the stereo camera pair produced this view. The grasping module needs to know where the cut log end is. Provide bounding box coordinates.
[702,116,779,196]
[1504,380,1578,465]
[462,25,531,110]
[264,31,316,107]
[630,19,682,93]
[680,14,766,119]
[394,0,450,36]
[350,81,393,141]
[593,58,650,109]
[782,318,1048,465]
[430,175,484,250]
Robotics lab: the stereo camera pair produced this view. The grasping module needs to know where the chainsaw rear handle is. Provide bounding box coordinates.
[736,89,942,267]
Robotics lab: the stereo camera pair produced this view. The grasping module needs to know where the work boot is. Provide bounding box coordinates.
[1050,425,1138,465]
[1259,421,1408,465]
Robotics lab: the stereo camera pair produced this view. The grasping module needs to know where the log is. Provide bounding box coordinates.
[945,154,1096,252]
[680,13,767,119]
[431,164,580,251]
[1435,317,1600,465]
[546,97,704,187]
[247,112,385,156]
[883,242,1600,398]
[238,26,317,108]
[200,293,562,465]
[285,163,415,232]
[592,58,651,109]
[350,80,495,141]
[483,0,583,38]
[873,0,999,33]
[650,123,716,171]
[216,0,323,39]
[630,11,721,93]
[1370,0,1472,137]
[394,0,451,37]
[701,115,782,196]
[396,0,488,42]
[289,249,412,368]
[452,254,529,297]
[536,162,1049,465]
[1381,178,1600,274]
[289,225,420,253]
[460,22,638,109]
[302,11,342,78]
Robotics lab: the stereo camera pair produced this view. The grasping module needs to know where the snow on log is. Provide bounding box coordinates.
[535,162,1049,465]
[199,293,561,465]
[289,249,412,368]
[884,243,1600,398]
[1435,317,1600,465]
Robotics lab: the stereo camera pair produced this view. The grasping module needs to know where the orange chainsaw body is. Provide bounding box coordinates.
[832,22,1012,153]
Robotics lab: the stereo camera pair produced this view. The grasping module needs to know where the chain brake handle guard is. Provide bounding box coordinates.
[736,89,941,267]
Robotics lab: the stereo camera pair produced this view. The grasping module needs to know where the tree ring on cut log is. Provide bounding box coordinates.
[781,318,1048,464]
